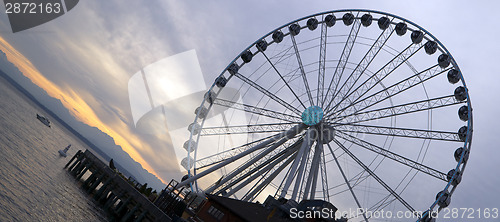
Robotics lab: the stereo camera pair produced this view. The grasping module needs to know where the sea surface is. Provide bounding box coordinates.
[0,77,108,221]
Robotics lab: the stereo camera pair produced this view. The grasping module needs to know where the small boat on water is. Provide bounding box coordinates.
[59,144,71,157]
[36,114,51,127]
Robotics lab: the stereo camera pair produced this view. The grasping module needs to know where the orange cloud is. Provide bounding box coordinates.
[0,36,167,185]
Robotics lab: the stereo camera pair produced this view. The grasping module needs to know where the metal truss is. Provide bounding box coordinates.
[330,95,465,124]
[317,17,327,105]
[234,72,302,115]
[213,98,301,123]
[242,153,296,202]
[280,129,315,200]
[200,123,298,136]
[178,124,306,188]
[331,140,416,212]
[310,149,321,200]
[195,134,276,170]
[302,142,320,200]
[195,124,304,171]
[336,131,448,181]
[324,18,395,111]
[332,65,451,119]
[291,34,314,106]
[323,15,361,107]
[209,136,302,195]
[319,143,330,202]
[224,152,294,197]
[260,47,307,109]
[326,41,424,115]
[296,141,315,200]
[327,143,369,222]
[291,136,313,201]
[334,123,460,142]
[214,138,302,196]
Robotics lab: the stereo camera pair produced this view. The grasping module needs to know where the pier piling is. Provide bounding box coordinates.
[65,150,171,222]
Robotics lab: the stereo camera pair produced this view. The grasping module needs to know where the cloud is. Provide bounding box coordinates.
[0,35,168,184]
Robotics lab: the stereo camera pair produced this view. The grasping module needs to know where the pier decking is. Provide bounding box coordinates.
[65,150,172,222]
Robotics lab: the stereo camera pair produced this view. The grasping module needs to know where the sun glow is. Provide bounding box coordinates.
[0,36,167,185]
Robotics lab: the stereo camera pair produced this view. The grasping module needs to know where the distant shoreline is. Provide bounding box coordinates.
[0,54,168,189]
[0,70,113,163]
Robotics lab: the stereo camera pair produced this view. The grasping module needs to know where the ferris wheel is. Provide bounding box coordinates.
[177,9,472,221]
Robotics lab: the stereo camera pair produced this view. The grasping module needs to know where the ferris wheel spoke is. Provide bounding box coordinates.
[213,98,301,123]
[195,134,276,170]
[319,143,330,202]
[303,141,322,200]
[292,136,313,201]
[291,34,314,106]
[242,153,296,202]
[234,72,302,115]
[334,123,461,142]
[323,15,362,108]
[222,152,297,198]
[206,135,302,194]
[298,141,315,200]
[328,95,465,124]
[325,41,425,115]
[177,124,306,188]
[332,138,416,212]
[242,169,274,201]
[317,18,327,105]
[330,64,451,119]
[335,131,448,181]
[279,128,315,200]
[324,19,395,112]
[219,139,302,197]
[260,47,307,109]
[327,143,369,222]
[200,122,300,136]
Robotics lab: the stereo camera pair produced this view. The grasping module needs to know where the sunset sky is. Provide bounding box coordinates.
[0,35,165,183]
[0,0,499,218]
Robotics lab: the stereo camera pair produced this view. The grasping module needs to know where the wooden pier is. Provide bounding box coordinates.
[64,150,172,222]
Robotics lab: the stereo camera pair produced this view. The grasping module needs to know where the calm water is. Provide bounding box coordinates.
[0,78,108,221]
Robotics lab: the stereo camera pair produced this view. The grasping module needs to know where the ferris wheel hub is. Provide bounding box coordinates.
[301,106,324,126]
